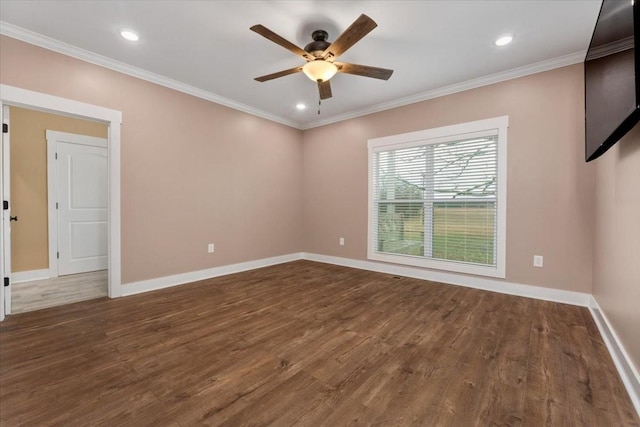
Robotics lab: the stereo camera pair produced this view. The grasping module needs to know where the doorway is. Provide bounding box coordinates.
[9,125,109,314]
[0,84,122,320]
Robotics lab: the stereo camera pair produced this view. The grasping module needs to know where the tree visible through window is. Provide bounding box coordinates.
[368,117,507,278]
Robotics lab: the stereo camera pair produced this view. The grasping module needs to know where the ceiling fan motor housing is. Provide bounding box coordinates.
[304,30,331,57]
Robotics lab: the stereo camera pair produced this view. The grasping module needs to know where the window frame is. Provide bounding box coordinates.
[367,116,508,278]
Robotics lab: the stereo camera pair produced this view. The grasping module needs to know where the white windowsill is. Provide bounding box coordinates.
[369,251,505,279]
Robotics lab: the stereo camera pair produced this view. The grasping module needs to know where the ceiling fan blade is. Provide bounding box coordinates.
[254,66,303,82]
[321,14,377,60]
[250,25,314,61]
[334,62,394,80]
[318,80,332,100]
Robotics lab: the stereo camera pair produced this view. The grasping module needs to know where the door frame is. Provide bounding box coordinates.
[1,106,11,318]
[47,130,108,279]
[0,84,122,321]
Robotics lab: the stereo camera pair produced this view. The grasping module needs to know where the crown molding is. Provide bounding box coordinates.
[0,21,301,129]
[586,36,634,61]
[302,50,587,130]
[2,21,586,132]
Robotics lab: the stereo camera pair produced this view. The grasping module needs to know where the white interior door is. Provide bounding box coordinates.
[49,132,108,276]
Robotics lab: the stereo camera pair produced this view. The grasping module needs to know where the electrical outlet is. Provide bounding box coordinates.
[208,243,215,253]
[533,255,543,268]
[339,237,345,246]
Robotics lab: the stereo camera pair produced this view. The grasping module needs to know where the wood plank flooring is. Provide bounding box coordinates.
[11,270,108,314]
[0,260,637,426]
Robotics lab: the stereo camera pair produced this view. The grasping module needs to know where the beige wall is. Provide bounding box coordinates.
[302,64,595,293]
[1,35,304,284]
[9,106,108,272]
[593,124,640,372]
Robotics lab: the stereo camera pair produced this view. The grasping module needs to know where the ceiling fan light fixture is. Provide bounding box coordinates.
[302,60,338,82]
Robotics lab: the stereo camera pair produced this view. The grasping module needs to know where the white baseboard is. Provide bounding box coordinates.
[121,251,590,306]
[588,296,640,415]
[11,269,50,283]
[121,253,303,296]
[301,253,591,307]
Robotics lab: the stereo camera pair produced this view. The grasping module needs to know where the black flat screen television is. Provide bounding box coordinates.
[585,0,640,162]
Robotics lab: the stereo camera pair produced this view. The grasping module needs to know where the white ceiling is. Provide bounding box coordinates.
[0,1,602,129]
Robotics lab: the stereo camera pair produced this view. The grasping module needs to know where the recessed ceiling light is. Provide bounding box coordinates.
[120,30,139,42]
[495,35,513,47]
[296,103,306,110]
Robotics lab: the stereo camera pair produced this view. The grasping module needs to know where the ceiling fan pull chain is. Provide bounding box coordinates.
[318,98,321,115]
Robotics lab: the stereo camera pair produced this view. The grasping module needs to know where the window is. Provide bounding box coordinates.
[368,116,507,278]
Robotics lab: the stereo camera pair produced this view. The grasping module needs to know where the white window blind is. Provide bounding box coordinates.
[368,117,507,278]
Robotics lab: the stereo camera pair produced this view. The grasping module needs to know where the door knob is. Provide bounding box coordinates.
[9,216,17,222]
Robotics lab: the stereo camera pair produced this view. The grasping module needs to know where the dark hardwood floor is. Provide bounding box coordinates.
[1,260,638,426]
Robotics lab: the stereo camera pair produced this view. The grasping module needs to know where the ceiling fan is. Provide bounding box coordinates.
[250,14,394,100]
